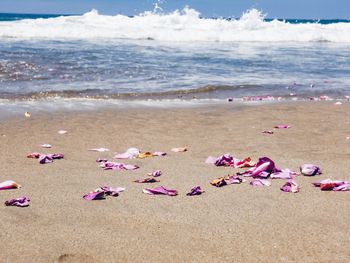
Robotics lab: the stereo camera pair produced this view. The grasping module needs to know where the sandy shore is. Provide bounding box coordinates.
[0,101,349,262]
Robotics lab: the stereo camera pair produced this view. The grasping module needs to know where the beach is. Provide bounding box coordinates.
[0,101,349,262]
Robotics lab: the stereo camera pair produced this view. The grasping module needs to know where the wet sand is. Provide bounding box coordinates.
[0,101,349,262]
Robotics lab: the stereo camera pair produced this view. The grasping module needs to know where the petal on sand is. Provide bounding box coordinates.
[210,177,227,187]
[142,186,178,196]
[114,148,140,159]
[147,170,162,177]
[134,178,159,183]
[5,196,30,207]
[0,180,21,190]
[186,186,204,196]
[250,179,271,187]
[40,144,52,148]
[300,164,322,176]
[83,191,106,200]
[88,148,110,152]
[280,180,300,193]
[271,169,298,179]
[152,152,167,156]
[171,147,187,152]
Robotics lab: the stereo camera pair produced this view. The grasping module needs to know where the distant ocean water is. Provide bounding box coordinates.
[0,8,349,115]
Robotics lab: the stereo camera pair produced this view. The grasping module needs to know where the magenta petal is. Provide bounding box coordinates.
[250,179,271,187]
[333,183,350,191]
[186,186,204,196]
[142,186,178,196]
[147,170,162,177]
[5,196,30,207]
[226,175,245,184]
[271,169,297,179]
[300,164,322,176]
[83,191,105,200]
[280,180,300,193]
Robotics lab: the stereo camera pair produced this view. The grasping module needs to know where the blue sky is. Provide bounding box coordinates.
[0,0,349,19]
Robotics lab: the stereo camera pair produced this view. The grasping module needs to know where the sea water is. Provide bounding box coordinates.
[0,8,349,115]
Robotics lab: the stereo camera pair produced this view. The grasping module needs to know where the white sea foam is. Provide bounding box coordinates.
[0,8,350,42]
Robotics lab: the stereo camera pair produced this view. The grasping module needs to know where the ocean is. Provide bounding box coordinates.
[0,8,349,115]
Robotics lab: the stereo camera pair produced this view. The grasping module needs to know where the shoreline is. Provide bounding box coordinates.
[0,101,349,262]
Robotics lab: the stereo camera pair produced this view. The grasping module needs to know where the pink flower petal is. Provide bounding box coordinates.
[271,169,297,179]
[250,179,271,187]
[134,178,159,183]
[280,180,300,193]
[300,164,322,176]
[142,186,178,196]
[147,170,162,177]
[113,148,140,159]
[0,180,21,190]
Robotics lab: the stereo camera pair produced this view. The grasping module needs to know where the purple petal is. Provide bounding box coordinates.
[333,183,350,191]
[5,196,30,207]
[226,175,245,184]
[250,179,271,187]
[300,164,322,176]
[186,186,204,196]
[280,180,300,193]
[147,170,162,177]
[134,178,159,183]
[271,169,297,179]
[39,155,53,164]
[214,154,234,166]
[142,186,178,196]
[83,191,105,200]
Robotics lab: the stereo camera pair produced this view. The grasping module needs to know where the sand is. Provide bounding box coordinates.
[0,101,349,262]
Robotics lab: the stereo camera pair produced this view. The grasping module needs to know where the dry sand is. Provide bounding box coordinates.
[0,101,349,262]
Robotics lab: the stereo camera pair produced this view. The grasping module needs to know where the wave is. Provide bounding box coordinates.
[0,8,350,42]
[0,85,261,100]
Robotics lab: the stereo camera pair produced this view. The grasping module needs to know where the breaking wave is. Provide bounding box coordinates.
[0,8,350,42]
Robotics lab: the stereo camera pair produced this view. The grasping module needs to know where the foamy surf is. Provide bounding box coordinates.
[0,8,350,42]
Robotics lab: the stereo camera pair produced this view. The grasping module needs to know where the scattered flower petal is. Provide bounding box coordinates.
[114,148,140,159]
[186,186,204,196]
[271,169,297,179]
[58,130,67,134]
[142,186,178,196]
[83,186,125,200]
[40,144,52,148]
[300,164,322,176]
[250,179,271,187]
[100,161,139,170]
[147,170,162,177]
[171,147,187,152]
[0,180,21,190]
[88,148,109,152]
[280,180,300,193]
[5,196,30,207]
[134,178,159,183]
